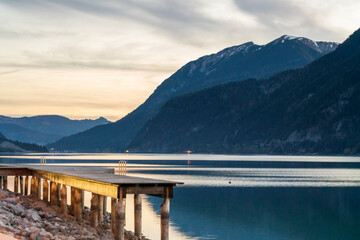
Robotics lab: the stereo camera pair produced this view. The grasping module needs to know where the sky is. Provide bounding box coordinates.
[0,0,359,121]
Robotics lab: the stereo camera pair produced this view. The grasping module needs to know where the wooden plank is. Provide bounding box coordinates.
[126,186,173,198]
[33,170,119,199]
[0,168,31,176]
[0,165,182,199]
[26,165,180,185]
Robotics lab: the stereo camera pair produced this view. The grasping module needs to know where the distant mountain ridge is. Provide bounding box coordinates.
[0,131,48,153]
[49,35,338,152]
[0,115,110,145]
[0,123,61,145]
[129,29,360,154]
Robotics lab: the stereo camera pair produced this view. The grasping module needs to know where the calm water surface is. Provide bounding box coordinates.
[1,153,360,240]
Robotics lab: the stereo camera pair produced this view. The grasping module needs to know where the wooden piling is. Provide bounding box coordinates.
[70,187,75,215]
[111,198,117,234]
[25,176,29,195]
[60,184,67,215]
[81,190,85,209]
[103,196,107,216]
[43,180,49,202]
[98,195,104,222]
[90,193,99,227]
[0,176,3,189]
[20,176,24,195]
[33,177,38,197]
[3,176,7,190]
[134,194,142,239]
[161,196,170,240]
[114,188,126,240]
[30,177,35,196]
[57,183,62,207]
[37,178,41,199]
[74,188,82,220]
[50,181,58,206]
[14,176,19,194]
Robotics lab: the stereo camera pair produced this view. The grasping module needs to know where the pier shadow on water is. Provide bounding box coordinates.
[147,187,360,240]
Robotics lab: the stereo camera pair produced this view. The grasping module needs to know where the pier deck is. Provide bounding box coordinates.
[0,164,181,240]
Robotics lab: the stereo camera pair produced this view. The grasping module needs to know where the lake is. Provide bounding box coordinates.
[1,153,360,240]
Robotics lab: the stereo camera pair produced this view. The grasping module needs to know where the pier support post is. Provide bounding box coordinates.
[90,193,99,227]
[57,183,62,207]
[20,176,24,195]
[70,187,75,215]
[161,189,170,240]
[60,184,67,215]
[134,194,142,239]
[14,176,19,194]
[50,181,58,207]
[111,198,117,234]
[37,178,41,199]
[3,176,7,190]
[43,180,49,203]
[81,190,85,209]
[114,188,126,240]
[103,196,107,216]
[25,176,29,195]
[0,176,3,189]
[98,195,104,222]
[33,177,38,197]
[30,177,35,196]
[74,188,82,220]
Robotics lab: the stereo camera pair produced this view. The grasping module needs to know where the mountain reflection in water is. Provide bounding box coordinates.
[146,187,360,240]
[1,153,360,240]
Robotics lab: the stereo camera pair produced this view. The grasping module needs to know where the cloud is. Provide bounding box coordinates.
[233,0,359,41]
[2,0,218,46]
[2,59,176,73]
[0,29,75,39]
[0,0,359,120]
[0,69,22,75]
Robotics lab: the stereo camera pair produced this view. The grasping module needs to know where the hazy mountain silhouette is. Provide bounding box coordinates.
[0,131,48,153]
[0,115,109,145]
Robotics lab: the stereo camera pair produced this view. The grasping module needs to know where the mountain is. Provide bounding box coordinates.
[129,29,360,154]
[49,35,338,152]
[0,123,61,146]
[0,131,48,153]
[0,115,110,145]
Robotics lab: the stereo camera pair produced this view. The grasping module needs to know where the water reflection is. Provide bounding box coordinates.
[130,167,360,187]
[150,187,360,240]
[2,154,360,240]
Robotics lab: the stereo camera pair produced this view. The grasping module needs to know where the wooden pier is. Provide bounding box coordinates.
[0,164,182,240]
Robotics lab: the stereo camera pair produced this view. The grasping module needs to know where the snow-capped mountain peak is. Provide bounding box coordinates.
[187,42,258,76]
[283,35,299,40]
[270,35,338,54]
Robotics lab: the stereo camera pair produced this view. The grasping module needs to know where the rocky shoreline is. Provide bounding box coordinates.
[0,189,147,240]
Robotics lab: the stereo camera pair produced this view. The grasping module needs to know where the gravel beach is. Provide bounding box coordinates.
[0,189,147,240]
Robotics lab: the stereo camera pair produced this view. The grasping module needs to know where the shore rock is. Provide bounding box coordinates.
[0,189,149,240]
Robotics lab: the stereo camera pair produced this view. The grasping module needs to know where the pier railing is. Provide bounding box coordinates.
[118,161,126,175]
[40,157,47,165]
